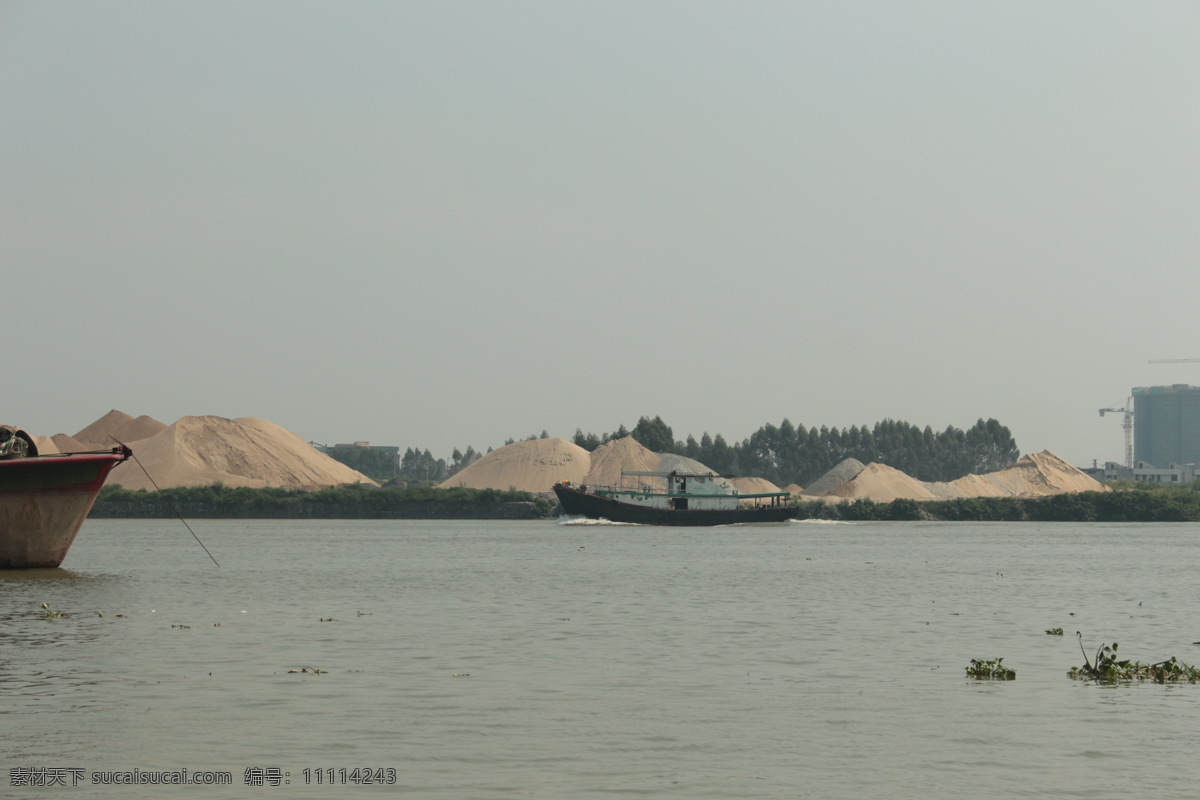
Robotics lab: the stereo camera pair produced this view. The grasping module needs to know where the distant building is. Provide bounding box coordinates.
[1080,461,1197,485]
[1080,462,1132,483]
[1132,384,1200,469]
[1133,461,1198,484]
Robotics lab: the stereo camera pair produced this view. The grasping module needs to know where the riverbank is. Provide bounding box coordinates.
[800,489,1200,522]
[87,484,1200,522]
[89,484,556,520]
[89,500,548,520]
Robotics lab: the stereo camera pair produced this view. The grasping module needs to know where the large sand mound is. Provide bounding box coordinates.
[583,437,662,488]
[821,462,939,502]
[805,450,1105,502]
[74,409,166,447]
[937,451,1106,498]
[803,459,866,495]
[107,415,375,490]
[438,438,591,492]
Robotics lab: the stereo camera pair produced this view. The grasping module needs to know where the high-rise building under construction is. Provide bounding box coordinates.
[1133,384,1200,468]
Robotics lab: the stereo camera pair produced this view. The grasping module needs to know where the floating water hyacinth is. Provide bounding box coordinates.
[1069,635,1200,683]
[965,658,1016,680]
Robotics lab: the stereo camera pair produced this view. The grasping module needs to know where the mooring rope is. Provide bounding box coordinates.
[111,438,220,568]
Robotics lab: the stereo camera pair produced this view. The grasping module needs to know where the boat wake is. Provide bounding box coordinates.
[789,518,855,525]
[556,515,636,526]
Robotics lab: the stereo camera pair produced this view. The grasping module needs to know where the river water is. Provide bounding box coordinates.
[3,518,1200,799]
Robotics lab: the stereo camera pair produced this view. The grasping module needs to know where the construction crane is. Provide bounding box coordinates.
[1099,398,1133,470]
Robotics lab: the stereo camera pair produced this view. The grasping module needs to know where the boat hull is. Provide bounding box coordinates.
[0,448,132,568]
[554,483,796,526]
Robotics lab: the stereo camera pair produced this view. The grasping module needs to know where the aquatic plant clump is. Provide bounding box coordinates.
[965,658,1016,680]
[1069,637,1200,684]
[40,602,66,620]
[1045,627,1064,636]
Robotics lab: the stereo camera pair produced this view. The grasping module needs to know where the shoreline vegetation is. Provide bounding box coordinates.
[91,484,555,520]
[798,487,1200,522]
[90,483,1200,522]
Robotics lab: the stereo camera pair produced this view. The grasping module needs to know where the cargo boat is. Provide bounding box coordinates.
[553,470,795,526]
[0,426,132,568]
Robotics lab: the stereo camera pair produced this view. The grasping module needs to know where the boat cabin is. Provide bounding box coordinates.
[596,470,788,511]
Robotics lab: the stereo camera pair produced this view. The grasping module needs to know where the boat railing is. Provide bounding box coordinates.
[559,481,658,496]
[557,480,791,508]
[588,483,737,499]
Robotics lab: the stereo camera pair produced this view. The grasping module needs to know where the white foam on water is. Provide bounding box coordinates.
[555,515,636,526]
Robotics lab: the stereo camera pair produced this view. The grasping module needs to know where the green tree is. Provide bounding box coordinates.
[631,416,675,453]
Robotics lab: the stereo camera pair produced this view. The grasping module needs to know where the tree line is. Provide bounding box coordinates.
[389,433,550,483]
[572,415,1020,487]
[396,445,485,483]
[797,483,1200,522]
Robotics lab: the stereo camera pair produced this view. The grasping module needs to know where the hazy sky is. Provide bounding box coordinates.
[4,2,1198,467]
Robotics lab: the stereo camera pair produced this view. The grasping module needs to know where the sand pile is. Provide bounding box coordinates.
[105,415,375,490]
[48,434,93,453]
[73,409,166,447]
[938,451,1106,498]
[583,437,662,488]
[821,463,939,502]
[804,450,1105,502]
[438,438,591,492]
[30,435,58,454]
[730,477,785,504]
[803,459,867,495]
[731,476,784,494]
[28,411,166,455]
[439,436,744,494]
